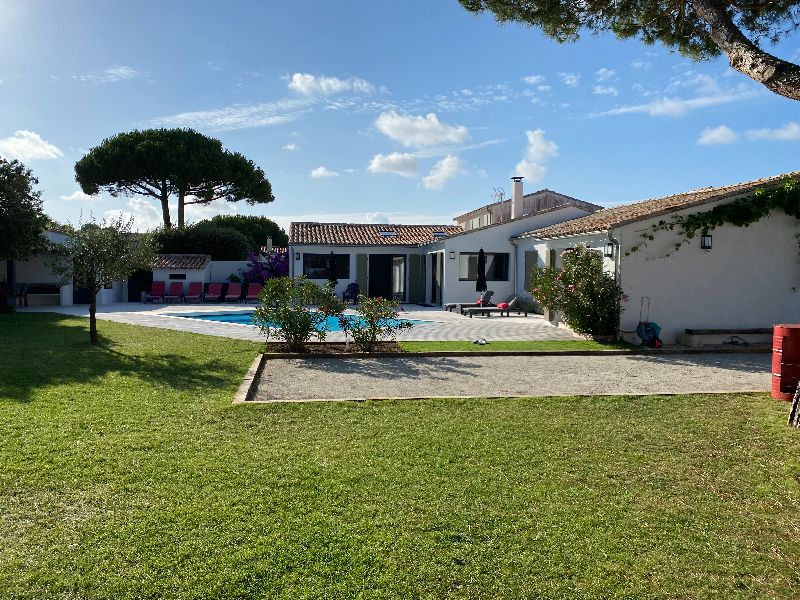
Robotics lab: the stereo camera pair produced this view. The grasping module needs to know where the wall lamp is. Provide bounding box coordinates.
[700,234,712,250]
[604,242,615,258]
[295,252,300,260]
[449,251,455,260]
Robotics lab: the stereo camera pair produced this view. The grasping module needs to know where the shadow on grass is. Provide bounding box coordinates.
[0,313,248,403]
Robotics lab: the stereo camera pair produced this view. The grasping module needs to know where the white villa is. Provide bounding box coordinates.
[290,171,800,344]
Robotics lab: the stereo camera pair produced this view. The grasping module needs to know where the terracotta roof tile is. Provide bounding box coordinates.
[153,254,211,270]
[290,223,463,246]
[515,172,800,240]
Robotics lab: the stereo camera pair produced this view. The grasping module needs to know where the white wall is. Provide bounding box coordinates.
[209,261,249,283]
[153,266,211,294]
[14,254,63,284]
[616,207,800,344]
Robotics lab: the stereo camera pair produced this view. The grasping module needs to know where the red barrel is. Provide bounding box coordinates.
[772,324,800,401]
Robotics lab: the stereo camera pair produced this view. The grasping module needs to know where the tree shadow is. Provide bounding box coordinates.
[0,313,250,403]
[621,352,771,374]
[288,356,478,381]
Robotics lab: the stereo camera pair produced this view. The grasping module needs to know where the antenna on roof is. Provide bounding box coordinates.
[491,187,505,203]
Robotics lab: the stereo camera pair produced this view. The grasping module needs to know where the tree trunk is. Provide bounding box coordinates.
[89,290,98,344]
[160,183,171,229]
[178,189,185,228]
[693,0,800,101]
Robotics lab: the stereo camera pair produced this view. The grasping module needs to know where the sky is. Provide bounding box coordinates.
[1,0,799,233]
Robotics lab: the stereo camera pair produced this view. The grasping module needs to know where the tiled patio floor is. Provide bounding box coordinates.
[20,302,580,342]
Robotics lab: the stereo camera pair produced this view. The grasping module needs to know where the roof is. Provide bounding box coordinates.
[515,171,800,240]
[153,254,211,270]
[454,189,601,221]
[441,203,592,239]
[290,222,463,246]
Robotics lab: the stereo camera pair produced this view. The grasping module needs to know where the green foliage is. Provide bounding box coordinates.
[253,276,345,352]
[626,178,800,257]
[48,215,157,343]
[206,214,288,247]
[154,223,249,260]
[0,158,48,261]
[338,294,413,352]
[531,245,626,336]
[75,128,274,228]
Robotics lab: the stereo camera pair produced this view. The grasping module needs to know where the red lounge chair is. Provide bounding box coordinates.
[245,283,261,302]
[204,283,223,302]
[225,282,242,302]
[145,281,165,303]
[185,282,203,303]
[164,282,184,303]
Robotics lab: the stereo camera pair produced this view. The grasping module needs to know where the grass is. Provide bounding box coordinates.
[1,313,799,598]
[399,339,636,352]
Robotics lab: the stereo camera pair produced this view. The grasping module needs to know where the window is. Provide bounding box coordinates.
[303,253,350,279]
[379,230,397,238]
[168,273,187,280]
[458,252,509,281]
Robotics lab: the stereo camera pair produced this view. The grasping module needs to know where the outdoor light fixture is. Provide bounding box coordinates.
[295,252,300,260]
[700,234,712,250]
[449,251,455,259]
[604,242,615,258]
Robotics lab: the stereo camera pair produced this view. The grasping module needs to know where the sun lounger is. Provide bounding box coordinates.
[163,282,184,303]
[245,283,261,302]
[444,290,494,312]
[463,297,528,318]
[204,283,223,302]
[145,281,165,303]
[185,282,203,303]
[225,282,242,302]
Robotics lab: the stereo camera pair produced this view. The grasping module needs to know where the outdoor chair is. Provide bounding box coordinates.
[224,282,242,302]
[342,283,359,304]
[445,290,495,314]
[185,282,203,303]
[204,283,223,302]
[145,281,166,303]
[245,283,261,303]
[163,282,184,303]
[463,297,528,318]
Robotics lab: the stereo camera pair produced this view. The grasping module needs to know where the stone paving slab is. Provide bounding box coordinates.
[252,353,772,402]
[22,303,579,342]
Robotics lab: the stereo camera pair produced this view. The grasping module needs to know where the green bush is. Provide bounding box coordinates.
[206,215,288,248]
[253,277,344,352]
[155,224,248,260]
[338,294,413,352]
[530,245,626,336]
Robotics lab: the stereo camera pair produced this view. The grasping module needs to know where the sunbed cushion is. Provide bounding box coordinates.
[497,302,509,309]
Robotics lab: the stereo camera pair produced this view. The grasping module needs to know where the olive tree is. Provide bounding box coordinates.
[49,216,156,344]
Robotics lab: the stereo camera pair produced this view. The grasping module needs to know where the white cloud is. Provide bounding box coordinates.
[559,72,580,87]
[103,197,238,231]
[697,125,738,145]
[596,68,616,82]
[367,152,418,177]
[514,129,558,182]
[422,155,465,191]
[288,73,374,96]
[0,130,63,161]
[522,74,545,85]
[60,190,98,202]
[310,166,340,178]
[594,94,746,118]
[537,85,552,92]
[282,142,299,151]
[630,59,652,70]
[76,65,142,85]
[746,121,800,141]
[592,85,619,96]
[374,110,470,148]
[149,97,313,131]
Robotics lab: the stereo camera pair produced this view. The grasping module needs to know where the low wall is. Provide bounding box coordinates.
[210,261,249,282]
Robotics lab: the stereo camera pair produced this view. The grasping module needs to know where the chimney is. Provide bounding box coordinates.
[511,176,524,220]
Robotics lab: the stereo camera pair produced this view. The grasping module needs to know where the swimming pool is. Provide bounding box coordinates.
[169,310,430,332]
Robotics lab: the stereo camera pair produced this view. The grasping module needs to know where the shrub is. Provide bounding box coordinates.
[206,215,288,248]
[239,249,290,283]
[155,224,248,260]
[338,294,413,352]
[530,245,625,336]
[253,276,344,352]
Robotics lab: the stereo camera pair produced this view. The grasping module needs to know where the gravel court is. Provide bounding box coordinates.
[253,353,772,402]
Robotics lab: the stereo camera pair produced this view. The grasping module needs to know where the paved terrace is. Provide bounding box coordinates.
[20,302,580,342]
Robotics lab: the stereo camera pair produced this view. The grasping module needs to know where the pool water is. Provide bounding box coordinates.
[173,310,429,332]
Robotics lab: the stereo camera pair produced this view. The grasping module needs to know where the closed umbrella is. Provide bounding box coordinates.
[327,251,338,285]
[476,248,487,293]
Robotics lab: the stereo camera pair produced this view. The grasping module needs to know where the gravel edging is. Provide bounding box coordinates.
[233,353,265,404]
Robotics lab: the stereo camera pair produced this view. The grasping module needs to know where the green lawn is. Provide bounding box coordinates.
[1,313,799,599]
[399,339,636,352]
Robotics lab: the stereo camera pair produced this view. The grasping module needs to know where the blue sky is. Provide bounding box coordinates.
[1,0,798,232]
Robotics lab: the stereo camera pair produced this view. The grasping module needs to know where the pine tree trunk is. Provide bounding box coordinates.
[693,0,800,101]
[178,189,185,228]
[89,290,98,344]
[160,183,171,229]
